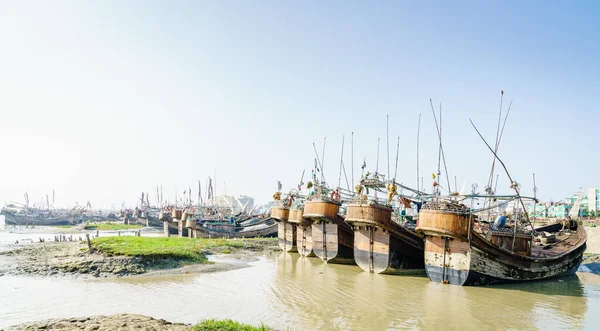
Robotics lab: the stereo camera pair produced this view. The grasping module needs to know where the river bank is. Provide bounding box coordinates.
[0,237,279,279]
[2,314,271,331]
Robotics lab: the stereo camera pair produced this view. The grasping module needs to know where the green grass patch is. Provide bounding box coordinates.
[193,319,272,331]
[90,236,248,262]
[55,225,72,229]
[84,223,142,231]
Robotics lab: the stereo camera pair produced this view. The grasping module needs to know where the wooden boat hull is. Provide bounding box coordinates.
[296,223,315,257]
[346,204,424,274]
[418,207,588,285]
[191,221,278,239]
[288,208,314,256]
[278,221,297,252]
[353,225,424,274]
[311,217,354,264]
[303,200,353,263]
[1,213,75,226]
[424,234,585,285]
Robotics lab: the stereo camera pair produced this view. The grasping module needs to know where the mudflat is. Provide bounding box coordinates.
[0,237,279,279]
[3,314,189,331]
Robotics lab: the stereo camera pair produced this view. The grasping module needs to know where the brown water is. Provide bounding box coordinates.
[1,252,599,330]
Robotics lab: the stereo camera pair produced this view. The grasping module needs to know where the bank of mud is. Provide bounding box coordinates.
[2,314,189,331]
[0,238,279,279]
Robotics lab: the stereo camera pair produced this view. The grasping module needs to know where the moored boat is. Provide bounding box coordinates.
[303,197,354,264]
[190,217,278,238]
[345,201,424,274]
[271,203,297,252]
[416,199,587,285]
[288,206,315,257]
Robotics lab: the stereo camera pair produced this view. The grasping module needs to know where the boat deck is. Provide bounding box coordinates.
[476,222,587,259]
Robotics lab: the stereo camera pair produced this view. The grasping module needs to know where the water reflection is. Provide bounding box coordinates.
[0,251,597,330]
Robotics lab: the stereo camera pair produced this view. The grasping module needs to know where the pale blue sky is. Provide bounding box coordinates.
[1,1,599,208]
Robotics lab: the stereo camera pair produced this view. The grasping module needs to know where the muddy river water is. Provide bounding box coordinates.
[1,231,600,330]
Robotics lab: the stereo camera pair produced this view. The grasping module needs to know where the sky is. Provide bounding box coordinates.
[1,1,599,209]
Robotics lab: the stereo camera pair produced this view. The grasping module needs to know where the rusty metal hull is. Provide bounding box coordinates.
[423,231,586,286]
[296,222,315,257]
[278,221,297,252]
[353,225,424,274]
[311,216,355,264]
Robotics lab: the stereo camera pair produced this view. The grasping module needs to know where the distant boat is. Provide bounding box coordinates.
[1,204,74,226]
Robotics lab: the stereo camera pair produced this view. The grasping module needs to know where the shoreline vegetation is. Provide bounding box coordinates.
[0,236,279,278]
[83,222,142,231]
[3,314,273,331]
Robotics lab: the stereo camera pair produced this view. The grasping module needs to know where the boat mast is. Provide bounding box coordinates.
[338,135,345,189]
[312,141,326,185]
[321,137,326,184]
[375,138,380,177]
[351,132,354,192]
[532,173,537,228]
[393,136,400,182]
[386,115,390,182]
[416,113,421,192]
[429,99,451,194]
[469,119,534,232]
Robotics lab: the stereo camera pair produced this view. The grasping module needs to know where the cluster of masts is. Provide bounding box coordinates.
[275,91,543,226]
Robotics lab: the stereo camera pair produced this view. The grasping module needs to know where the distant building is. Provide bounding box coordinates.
[527,202,570,218]
[587,187,600,212]
[526,188,600,218]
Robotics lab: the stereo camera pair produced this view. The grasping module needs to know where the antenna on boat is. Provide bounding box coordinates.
[429,99,451,194]
[469,119,534,232]
[393,136,400,182]
[416,113,421,192]
[386,115,390,182]
[338,135,345,188]
[351,132,355,192]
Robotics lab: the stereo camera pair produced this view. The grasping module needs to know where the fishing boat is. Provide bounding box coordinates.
[417,198,586,285]
[190,217,278,238]
[288,205,315,257]
[271,203,297,252]
[159,207,189,237]
[303,192,354,263]
[413,92,587,285]
[346,202,424,273]
[1,204,75,226]
[344,173,425,273]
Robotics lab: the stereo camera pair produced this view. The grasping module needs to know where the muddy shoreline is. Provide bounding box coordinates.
[0,239,279,279]
[2,314,190,331]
